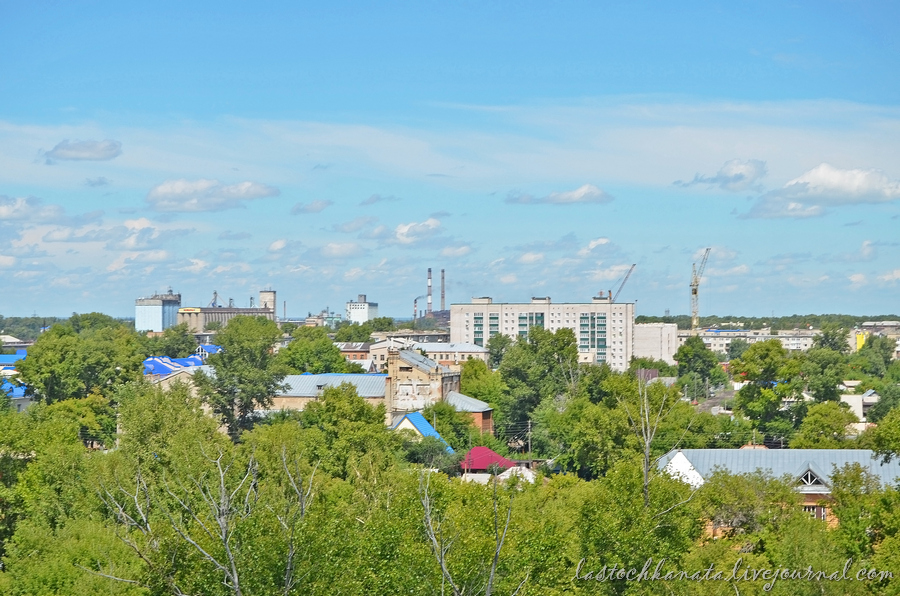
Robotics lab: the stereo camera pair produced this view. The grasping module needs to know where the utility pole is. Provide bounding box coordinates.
[527,420,532,457]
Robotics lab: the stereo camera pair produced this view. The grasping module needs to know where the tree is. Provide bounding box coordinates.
[813,322,851,353]
[17,321,145,403]
[728,338,750,361]
[673,336,719,382]
[143,322,197,358]
[334,323,372,342]
[802,347,848,402]
[487,334,513,368]
[870,407,900,462]
[460,359,506,407]
[790,401,859,448]
[194,316,287,439]
[368,317,395,332]
[731,339,803,436]
[627,357,677,378]
[277,326,356,374]
[859,335,898,377]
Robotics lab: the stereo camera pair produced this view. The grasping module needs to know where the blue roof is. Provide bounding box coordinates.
[0,354,25,366]
[392,412,454,453]
[1,380,26,399]
[198,344,222,355]
[143,355,205,375]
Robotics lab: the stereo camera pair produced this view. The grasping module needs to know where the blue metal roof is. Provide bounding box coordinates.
[280,373,388,398]
[0,354,25,366]
[659,449,900,487]
[1,380,26,399]
[392,411,454,453]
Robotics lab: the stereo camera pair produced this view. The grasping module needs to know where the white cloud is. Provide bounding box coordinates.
[344,267,365,280]
[707,264,750,276]
[589,263,633,281]
[744,163,900,218]
[0,196,66,223]
[269,239,287,252]
[146,179,280,212]
[676,159,767,191]
[331,216,377,233]
[518,252,544,264]
[179,259,209,273]
[878,269,900,282]
[500,274,518,284]
[44,139,122,162]
[394,218,441,244]
[577,237,610,257]
[849,273,867,285]
[361,194,399,206]
[291,200,333,214]
[441,245,471,257]
[0,255,15,267]
[320,242,361,258]
[506,184,613,205]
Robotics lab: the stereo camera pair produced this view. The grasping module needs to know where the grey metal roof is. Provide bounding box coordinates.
[279,373,387,398]
[399,350,452,375]
[659,449,900,487]
[445,391,492,412]
[413,342,488,354]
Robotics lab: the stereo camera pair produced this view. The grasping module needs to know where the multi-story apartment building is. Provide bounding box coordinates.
[677,327,819,354]
[450,295,635,371]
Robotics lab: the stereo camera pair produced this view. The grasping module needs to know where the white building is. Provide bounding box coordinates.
[449,294,634,371]
[633,323,679,365]
[346,294,379,324]
[677,327,819,354]
[135,289,181,332]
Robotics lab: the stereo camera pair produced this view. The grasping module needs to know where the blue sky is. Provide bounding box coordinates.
[2,1,900,319]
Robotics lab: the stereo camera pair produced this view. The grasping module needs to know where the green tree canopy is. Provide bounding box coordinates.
[802,347,848,402]
[334,322,373,342]
[278,326,358,374]
[790,401,859,448]
[673,336,719,381]
[194,315,287,439]
[142,322,197,358]
[813,322,851,353]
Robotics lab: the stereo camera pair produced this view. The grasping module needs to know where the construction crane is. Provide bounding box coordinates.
[690,248,712,331]
[612,264,636,303]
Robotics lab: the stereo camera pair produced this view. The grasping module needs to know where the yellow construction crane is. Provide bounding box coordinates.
[690,248,711,331]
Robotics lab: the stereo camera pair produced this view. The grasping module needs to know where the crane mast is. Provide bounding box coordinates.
[690,248,711,331]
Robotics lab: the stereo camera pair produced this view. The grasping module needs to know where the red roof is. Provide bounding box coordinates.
[461,447,516,472]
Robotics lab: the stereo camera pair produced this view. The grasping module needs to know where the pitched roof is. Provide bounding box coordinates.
[445,391,492,413]
[413,342,488,354]
[0,353,25,366]
[197,344,222,355]
[334,342,372,351]
[659,448,900,490]
[143,355,204,375]
[391,412,454,453]
[279,373,387,398]
[398,350,452,375]
[461,447,516,472]
[1,380,26,399]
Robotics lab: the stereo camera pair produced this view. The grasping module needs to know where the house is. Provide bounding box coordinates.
[413,342,489,371]
[385,349,460,417]
[660,448,900,522]
[1,379,33,412]
[195,344,223,360]
[391,411,454,453]
[269,373,389,413]
[460,447,535,484]
[842,389,880,432]
[0,349,26,376]
[445,391,494,434]
[334,342,372,362]
[369,338,414,369]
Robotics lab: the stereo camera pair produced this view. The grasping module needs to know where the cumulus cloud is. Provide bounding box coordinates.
[506,184,613,205]
[320,242,362,258]
[331,216,377,233]
[518,252,544,264]
[441,245,471,258]
[577,237,610,257]
[291,200,333,214]
[879,269,900,282]
[360,194,400,206]
[0,255,15,267]
[849,273,867,285]
[44,139,122,162]
[675,159,767,191]
[42,218,192,251]
[589,263,633,281]
[706,264,750,276]
[500,274,518,284]
[0,195,101,226]
[146,179,280,212]
[269,239,287,252]
[394,218,441,244]
[743,163,900,219]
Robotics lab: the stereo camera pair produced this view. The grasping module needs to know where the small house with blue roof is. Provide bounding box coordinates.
[391,411,454,453]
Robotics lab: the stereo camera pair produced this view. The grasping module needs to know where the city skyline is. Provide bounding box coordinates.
[2,2,900,318]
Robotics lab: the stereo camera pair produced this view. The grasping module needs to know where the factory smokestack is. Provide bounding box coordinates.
[427,268,433,315]
[441,269,445,311]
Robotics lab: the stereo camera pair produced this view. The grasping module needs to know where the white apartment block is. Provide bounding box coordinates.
[633,323,679,365]
[450,295,635,371]
[346,294,379,324]
[677,328,819,354]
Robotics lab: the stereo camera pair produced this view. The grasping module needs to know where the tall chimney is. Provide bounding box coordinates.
[441,269,445,311]
[427,268,433,315]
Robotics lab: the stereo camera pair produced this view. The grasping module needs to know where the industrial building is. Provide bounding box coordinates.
[345,294,378,324]
[178,289,277,333]
[135,289,181,332]
[450,294,635,371]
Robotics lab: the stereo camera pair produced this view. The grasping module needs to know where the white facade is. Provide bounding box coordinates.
[346,294,379,324]
[449,295,634,371]
[678,328,819,354]
[135,290,181,332]
[633,323,679,365]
